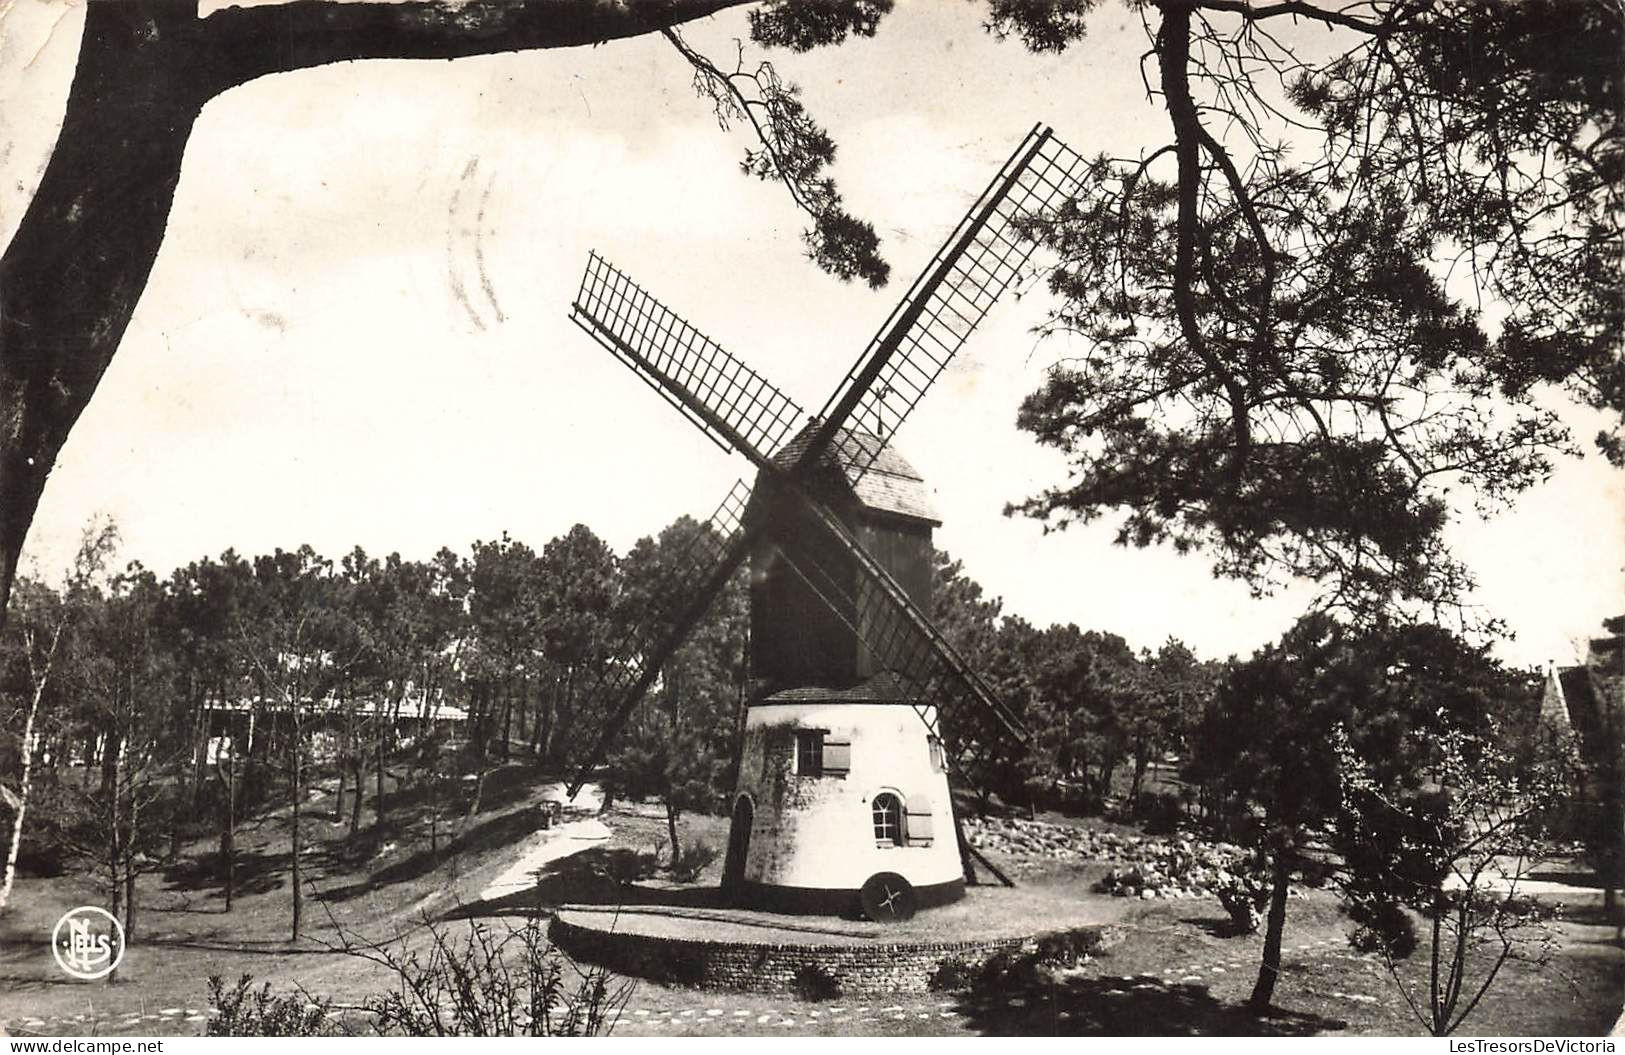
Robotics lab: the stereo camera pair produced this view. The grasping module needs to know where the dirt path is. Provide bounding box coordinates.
[476,782,608,902]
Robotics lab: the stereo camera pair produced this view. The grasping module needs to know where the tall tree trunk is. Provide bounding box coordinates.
[666,801,681,870]
[183,686,207,859]
[109,738,124,923]
[290,715,303,942]
[374,729,386,833]
[124,792,139,944]
[541,674,559,764]
[100,730,123,798]
[0,3,209,627]
[1247,853,1293,1013]
[349,758,364,836]
[466,762,488,822]
[1129,747,1150,807]
[220,741,236,912]
[471,685,486,762]
[517,669,529,753]
[665,687,682,865]
[429,768,440,861]
[1605,778,1624,918]
[108,771,123,985]
[0,681,44,915]
[501,690,513,762]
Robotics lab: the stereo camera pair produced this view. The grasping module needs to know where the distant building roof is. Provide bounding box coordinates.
[770,421,940,525]
[207,696,468,722]
[1545,665,1619,768]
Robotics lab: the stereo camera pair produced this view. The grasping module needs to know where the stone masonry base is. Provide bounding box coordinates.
[549,912,1030,995]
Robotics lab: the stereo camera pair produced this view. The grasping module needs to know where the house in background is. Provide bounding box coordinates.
[1542,615,1625,762]
[1541,616,1625,905]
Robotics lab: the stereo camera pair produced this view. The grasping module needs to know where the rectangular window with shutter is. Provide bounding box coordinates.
[905,794,934,847]
[794,730,823,776]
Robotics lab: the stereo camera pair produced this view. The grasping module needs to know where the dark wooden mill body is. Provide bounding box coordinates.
[560,123,1088,902]
[749,424,938,694]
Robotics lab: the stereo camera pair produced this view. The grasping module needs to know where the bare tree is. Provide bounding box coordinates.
[0,517,117,915]
[1335,724,1572,1035]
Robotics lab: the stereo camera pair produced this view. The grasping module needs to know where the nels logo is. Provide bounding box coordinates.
[52,906,125,980]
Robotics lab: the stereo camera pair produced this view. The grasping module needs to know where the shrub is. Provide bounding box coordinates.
[1348,898,1419,959]
[599,846,660,885]
[1213,860,1273,934]
[671,837,720,884]
[329,914,633,1036]
[1033,927,1103,968]
[207,975,332,1037]
[1132,791,1185,834]
[974,949,1043,991]
[1055,781,1106,816]
[927,956,977,993]
[16,837,67,878]
[792,963,841,1002]
[372,917,629,1035]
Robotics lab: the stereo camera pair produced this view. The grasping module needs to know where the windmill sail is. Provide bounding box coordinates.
[570,253,805,470]
[805,124,1087,482]
[560,125,1081,801]
[561,480,758,797]
[772,540,1023,779]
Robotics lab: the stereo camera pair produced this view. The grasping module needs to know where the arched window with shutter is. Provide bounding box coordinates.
[872,792,903,847]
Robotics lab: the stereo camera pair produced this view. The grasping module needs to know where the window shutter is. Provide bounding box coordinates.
[905,794,934,846]
[823,739,851,775]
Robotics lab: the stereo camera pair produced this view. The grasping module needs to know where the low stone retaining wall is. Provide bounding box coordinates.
[549,913,1031,995]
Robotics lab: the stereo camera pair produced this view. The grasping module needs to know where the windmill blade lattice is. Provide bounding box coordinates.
[771,538,1024,779]
[561,479,757,797]
[809,124,1087,482]
[570,253,804,470]
[771,491,1027,764]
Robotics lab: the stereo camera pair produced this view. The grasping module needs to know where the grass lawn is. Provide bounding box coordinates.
[0,761,580,1035]
[2,763,1618,1038]
[959,864,1623,1038]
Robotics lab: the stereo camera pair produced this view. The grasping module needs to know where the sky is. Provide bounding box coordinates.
[2,0,1620,668]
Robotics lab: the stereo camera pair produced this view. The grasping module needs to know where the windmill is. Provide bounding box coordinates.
[565,124,1085,920]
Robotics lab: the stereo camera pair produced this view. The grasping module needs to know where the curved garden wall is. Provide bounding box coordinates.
[549,913,1032,995]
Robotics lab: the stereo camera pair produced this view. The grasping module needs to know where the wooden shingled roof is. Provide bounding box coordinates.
[763,671,916,703]
[1545,664,1625,770]
[771,421,940,525]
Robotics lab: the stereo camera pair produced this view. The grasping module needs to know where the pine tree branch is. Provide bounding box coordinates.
[200,0,752,93]
[1188,0,1395,35]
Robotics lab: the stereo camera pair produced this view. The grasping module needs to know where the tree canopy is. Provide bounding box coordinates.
[1185,612,1544,1010]
[1003,0,1621,618]
[3,0,1617,637]
[0,0,888,624]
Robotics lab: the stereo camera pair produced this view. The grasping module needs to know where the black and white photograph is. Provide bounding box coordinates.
[0,0,1620,1041]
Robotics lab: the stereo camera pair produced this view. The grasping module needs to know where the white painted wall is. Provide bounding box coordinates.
[736,702,962,894]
